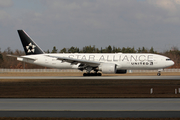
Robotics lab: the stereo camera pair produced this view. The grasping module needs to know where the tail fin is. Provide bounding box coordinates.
[17,30,44,55]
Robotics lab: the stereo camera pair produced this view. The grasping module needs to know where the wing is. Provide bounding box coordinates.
[47,55,100,67]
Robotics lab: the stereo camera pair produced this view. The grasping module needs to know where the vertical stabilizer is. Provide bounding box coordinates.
[17,30,44,55]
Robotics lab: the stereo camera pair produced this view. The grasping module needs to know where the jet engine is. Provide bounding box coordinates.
[98,63,117,74]
[99,63,127,74]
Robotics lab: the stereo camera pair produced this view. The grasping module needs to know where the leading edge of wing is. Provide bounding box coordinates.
[46,55,100,66]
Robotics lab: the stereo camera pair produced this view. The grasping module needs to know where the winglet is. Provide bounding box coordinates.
[17,30,44,55]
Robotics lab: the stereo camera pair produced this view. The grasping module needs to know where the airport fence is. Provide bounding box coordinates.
[131,69,180,73]
[0,69,81,73]
[0,68,180,73]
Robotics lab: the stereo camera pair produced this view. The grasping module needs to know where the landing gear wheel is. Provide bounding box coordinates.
[157,72,161,76]
[83,73,87,76]
[97,73,102,76]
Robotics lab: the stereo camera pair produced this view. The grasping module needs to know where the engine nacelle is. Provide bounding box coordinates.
[99,63,117,74]
[99,63,127,74]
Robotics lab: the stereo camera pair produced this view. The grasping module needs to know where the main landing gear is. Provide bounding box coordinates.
[83,73,102,76]
[82,66,102,76]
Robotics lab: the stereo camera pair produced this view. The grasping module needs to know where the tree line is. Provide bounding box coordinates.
[0,46,179,69]
[49,45,157,54]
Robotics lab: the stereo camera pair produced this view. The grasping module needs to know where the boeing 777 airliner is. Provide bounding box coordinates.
[8,30,174,76]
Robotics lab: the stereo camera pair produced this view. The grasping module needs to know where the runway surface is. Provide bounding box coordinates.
[0,75,180,79]
[1,98,180,111]
[1,76,180,118]
[0,98,180,118]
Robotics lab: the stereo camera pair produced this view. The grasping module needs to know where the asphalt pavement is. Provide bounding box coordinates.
[0,98,180,118]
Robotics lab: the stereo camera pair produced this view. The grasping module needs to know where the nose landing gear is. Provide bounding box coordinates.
[157,72,161,76]
[157,69,163,76]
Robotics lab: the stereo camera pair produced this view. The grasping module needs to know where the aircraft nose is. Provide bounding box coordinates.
[165,59,174,67]
[167,60,174,67]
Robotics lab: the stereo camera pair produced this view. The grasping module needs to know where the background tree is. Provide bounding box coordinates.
[60,48,67,53]
[149,47,155,53]
[164,47,180,68]
[106,45,112,53]
[0,53,3,68]
[137,47,142,53]
[51,46,58,53]
[46,49,50,53]
[68,46,79,53]
[81,46,96,53]
[141,47,148,53]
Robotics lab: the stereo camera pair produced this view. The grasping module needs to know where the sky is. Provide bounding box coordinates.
[1,0,180,52]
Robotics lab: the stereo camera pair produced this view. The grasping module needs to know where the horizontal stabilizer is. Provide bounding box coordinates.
[7,54,36,61]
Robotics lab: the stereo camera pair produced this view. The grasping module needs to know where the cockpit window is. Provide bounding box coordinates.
[166,59,171,61]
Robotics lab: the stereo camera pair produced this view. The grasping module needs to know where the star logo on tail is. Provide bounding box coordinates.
[26,43,36,53]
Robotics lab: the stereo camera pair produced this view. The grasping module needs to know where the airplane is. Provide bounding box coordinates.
[8,30,174,76]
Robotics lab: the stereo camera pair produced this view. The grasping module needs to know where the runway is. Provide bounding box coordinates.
[0,76,180,118]
[0,75,180,79]
[0,98,180,118]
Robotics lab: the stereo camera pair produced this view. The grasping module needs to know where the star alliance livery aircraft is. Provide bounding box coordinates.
[9,30,174,76]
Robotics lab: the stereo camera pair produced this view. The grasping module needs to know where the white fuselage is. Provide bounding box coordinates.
[18,53,174,70]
